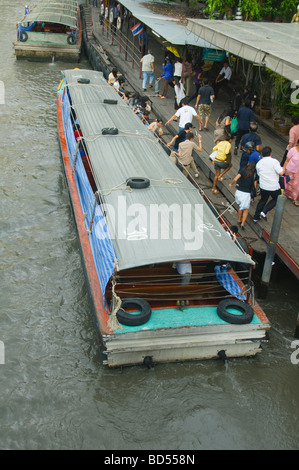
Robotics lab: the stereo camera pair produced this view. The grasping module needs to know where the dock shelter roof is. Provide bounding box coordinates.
[63,69,253,271]
[19,0,79,28]
[186,19,299,83]
[117,0,219,49]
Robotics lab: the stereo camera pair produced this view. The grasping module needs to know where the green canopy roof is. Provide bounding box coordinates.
[19,1,79,28]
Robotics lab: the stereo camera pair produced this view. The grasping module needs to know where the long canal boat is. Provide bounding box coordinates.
[57,68,270,367]
[14,0,82,61]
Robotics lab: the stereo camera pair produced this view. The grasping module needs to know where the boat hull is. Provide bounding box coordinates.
[14,42,81,61]
[103,323,269,367]
[57,70,270,368]
[14,10,82,61]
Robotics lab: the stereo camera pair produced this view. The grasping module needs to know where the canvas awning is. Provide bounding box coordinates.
[117,0,220,49]
[19,0,79,28]
[62,69,253,271]
[186,19,299,82]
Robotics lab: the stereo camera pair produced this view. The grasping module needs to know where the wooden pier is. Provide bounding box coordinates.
[88,5,299,280]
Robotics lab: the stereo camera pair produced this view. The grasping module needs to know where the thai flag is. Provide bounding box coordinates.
[130,22,143,36]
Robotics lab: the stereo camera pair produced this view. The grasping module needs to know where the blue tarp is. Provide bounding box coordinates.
[19,22,37,31]
[214,265,246,300]
[62,90,116,304]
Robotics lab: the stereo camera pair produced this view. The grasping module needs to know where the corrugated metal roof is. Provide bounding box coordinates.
[63,69,253,270]
[19,0,79,28]
[118,0,220,49]
[187,19,299,82]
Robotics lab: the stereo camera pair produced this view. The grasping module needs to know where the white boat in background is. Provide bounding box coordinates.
[14,0,82,61]
[57,68,270,367]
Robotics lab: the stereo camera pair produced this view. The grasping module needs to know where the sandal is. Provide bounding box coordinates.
[293,200,299,206]
[218,176,223,181]
[212,189,219,194]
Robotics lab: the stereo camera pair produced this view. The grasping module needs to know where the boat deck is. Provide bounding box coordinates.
[14,41,81,60]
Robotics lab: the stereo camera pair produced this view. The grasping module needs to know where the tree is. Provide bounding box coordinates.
[204,0,298,21]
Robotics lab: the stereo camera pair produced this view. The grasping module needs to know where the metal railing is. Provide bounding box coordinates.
[96,16,142,78]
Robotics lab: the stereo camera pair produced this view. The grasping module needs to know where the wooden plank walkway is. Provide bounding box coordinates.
[88,5,299,279]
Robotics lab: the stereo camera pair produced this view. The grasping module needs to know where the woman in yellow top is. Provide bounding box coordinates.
[211,134,234,194]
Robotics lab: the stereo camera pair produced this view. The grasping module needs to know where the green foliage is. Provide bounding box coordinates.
[279,0,298,20]
[203,0,298,20]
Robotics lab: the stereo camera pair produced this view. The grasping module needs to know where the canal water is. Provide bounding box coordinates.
[0,1,298,450]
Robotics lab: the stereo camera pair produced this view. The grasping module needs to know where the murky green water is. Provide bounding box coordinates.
[0,1,298,450]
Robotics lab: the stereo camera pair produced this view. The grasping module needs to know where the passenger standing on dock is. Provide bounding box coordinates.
[195,78,215,131]
[238,141,261,172]
[159,57,173,99]
[140,50,155,91]
[231,86,242,114]
[253,146,284,222]
[110,2,120,38]
[173,77,185,110]
[181,56,193,97]
[173,57,182,82]
[229,161,257,230]
[176,132,202,179]
[188,61,204,104]
[240,122,262,153]
[165,98,202,133]
[214,108,233,143]
[283,139,299,206]
[234,101,255,155]
[213,61,232,98]
[281,116,299,166]
[211,134,234,194]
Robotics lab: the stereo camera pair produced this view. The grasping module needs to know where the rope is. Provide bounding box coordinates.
[108,263,123,332]
[216,200,236,219]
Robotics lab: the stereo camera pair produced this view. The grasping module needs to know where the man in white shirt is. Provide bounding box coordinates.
[165,98,202,132]
[140,50,155,91]
[214,60,232,98]
[253,146,284,222]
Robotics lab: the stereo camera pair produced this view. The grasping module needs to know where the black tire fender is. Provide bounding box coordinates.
[67,34,76,45]
[103,99,118,105]
[77,78,90,84]
[116,298,152,326]
[126,177,150,189]
[102,127,118,135]
[19,31,28,42]
[217,299,254,325]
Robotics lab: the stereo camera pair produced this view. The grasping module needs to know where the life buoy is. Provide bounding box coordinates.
[100,4,104,15]
[67,34,76,45]
[19,31,28,42]
[105,7,109,19]
[116,298,152,326]
[109,10,114,23]
[126,177,150,189]
[116,17,122,30]
[217,299,254,325]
